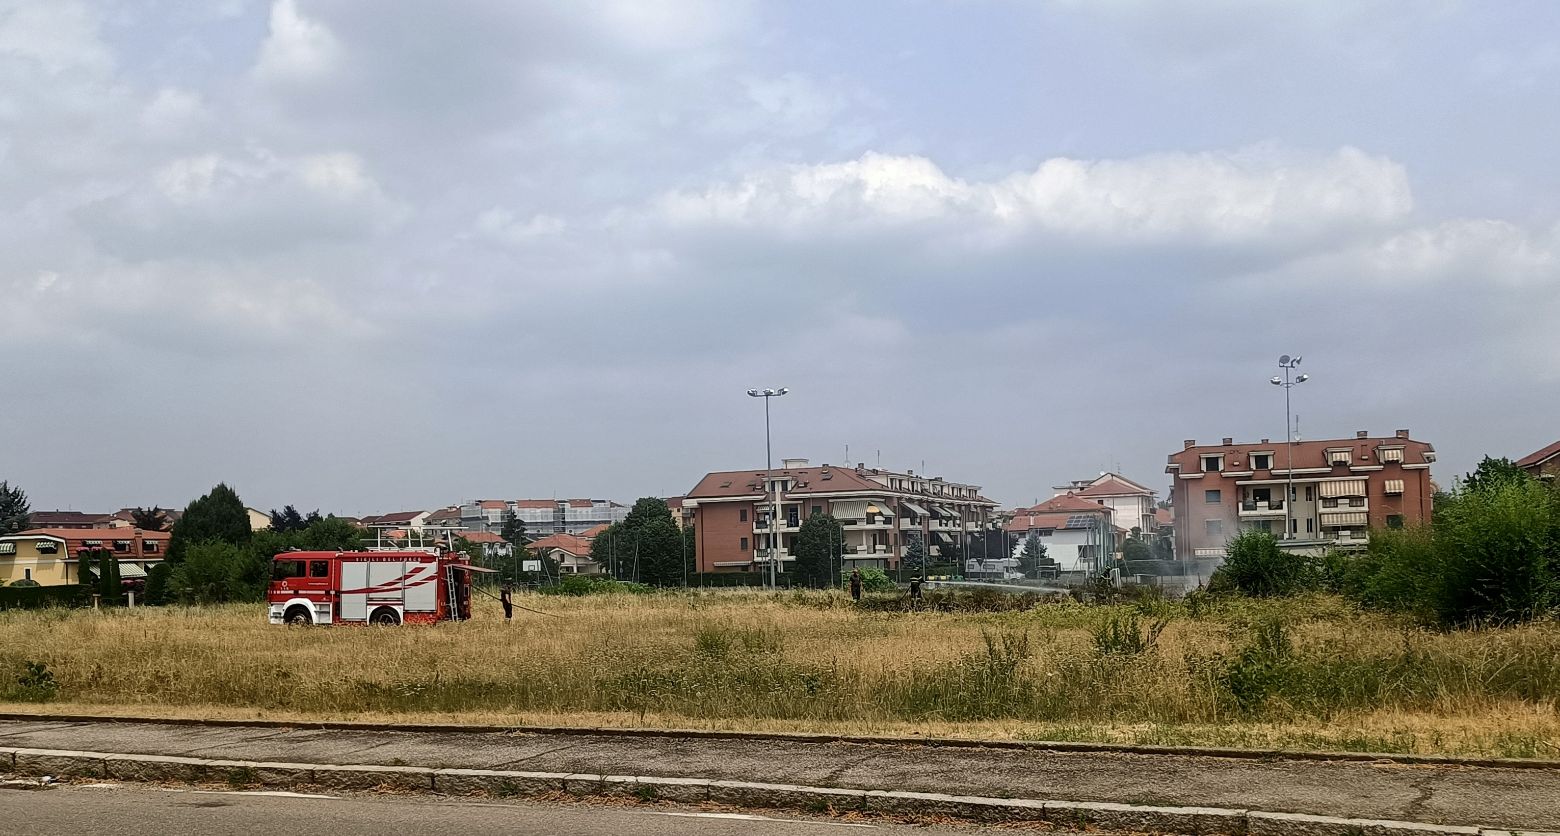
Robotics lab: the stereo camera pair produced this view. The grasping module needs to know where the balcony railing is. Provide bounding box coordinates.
[1238,499,1286,516]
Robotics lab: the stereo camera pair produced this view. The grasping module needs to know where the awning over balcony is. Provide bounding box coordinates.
[933,505,959,519]
[863,499,894,516]
[1319,479,1367,498]
[901,501,929,517]
[829,500,868,520]
[1320,511,1368,527]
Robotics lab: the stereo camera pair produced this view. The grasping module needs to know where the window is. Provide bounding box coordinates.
[1205,489,1222,504]
[1205,519,1224,537]
[1384,480,1405,495]
[309,560,330,578]
[114,540,131,553]
[0,543,13,555]
[1306,519,1314,533]
[23,569,30,582]
[812,505,823,517]
[740,537,749,551]
[739,508,748,522]
[271,560,305,580]
[1201,455,1223,472]
[143,541,160,554]
[1251,454,1272,470]
[1290,519,1298,534]
[1329,451,1352,465]
[1386,515,1404,530]
[1380,448,1404,463]
[36,540,57,554]
[1305,486,1314,501]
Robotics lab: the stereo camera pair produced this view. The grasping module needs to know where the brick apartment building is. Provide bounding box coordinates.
[1166,429,1436,558]
[0,528,171,586]
[685,459,999,573]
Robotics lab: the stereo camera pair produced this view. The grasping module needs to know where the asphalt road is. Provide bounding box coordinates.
[1,781,974,836]
[2,718,1556,829]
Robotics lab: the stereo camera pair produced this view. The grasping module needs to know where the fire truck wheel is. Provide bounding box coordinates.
[369,607,401,626]
[283,605,313,626]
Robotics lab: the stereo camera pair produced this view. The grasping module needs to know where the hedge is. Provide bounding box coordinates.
[0,584,93,610]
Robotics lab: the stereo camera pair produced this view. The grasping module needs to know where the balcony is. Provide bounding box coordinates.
[1238,499,1286,517]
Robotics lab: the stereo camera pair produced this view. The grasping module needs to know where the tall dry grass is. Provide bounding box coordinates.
[2,590,1558,758]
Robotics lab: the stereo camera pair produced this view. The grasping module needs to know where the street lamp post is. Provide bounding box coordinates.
[747,387,789,589]
[1270,356,1310,541]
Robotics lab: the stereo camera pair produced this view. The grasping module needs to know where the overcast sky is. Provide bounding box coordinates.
[3,0,1557,515]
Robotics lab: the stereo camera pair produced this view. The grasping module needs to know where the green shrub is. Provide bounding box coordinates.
[1432,478,1560,625]
[2,660,59,702]
[1209,531,1320,597]
[1092,612,1167,656]
[0,584,90,609]
[538,575,651,596]
[144,562,173,605]
[1219,619,1294,713]
[842,567,896,593]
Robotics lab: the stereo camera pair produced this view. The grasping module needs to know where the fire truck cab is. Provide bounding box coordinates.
[267,549,488,626]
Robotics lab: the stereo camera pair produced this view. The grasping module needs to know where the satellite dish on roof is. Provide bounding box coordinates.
[1278,354,1292,366]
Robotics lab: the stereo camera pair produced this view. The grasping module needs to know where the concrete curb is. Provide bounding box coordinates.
[3,710,1557,771]
[3,745,1549,836]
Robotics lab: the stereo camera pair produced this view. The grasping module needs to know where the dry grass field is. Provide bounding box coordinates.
[3,589,1558,759]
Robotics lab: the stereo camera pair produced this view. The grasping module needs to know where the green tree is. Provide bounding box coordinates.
[174,541,250,604]
[268,505,306,533]
[1209,530,1320,597]
[593,498,687,586]
[499,509,527,549]
[792,512,844,588]
[144,563,173,605]
[167,483,252,564]
[1122,536,1154,563]
[1019,534,1048,578]
[938,534,962,571]
[0,481,30,535]
[902,532,927,575]
[1461,456,1533,495]
[95,548,122,603]
[130,507,169,531]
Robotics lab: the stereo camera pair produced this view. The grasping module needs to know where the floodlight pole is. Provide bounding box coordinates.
[748,387,789,589]
[1271,357,1308,541]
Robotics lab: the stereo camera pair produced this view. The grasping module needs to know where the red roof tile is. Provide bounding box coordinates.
[529,533,591,556]
[458,531,505,544]
[1074,475,1153,498]
[1168,434,1435,472]
[1516,440,1560,469]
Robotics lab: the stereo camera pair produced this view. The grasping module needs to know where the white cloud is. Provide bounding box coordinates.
[473,208,567,245]
[0,0,112,75]
[252,0,341,84]
[653,146,1413,248]
[79,147,406,259]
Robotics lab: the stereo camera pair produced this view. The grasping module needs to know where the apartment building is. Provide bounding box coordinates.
[0,528,171,586]
[684,458,999,573]
[1166,429,1436,558]
[1053,473,1158,534]
[24,511,115,530]
[457,499,627,537]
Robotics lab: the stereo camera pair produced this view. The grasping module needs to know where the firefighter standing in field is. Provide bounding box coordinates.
[849,569,863,603]
[500,584,514,622]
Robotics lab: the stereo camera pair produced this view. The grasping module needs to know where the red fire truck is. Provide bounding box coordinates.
[266,549,492,626]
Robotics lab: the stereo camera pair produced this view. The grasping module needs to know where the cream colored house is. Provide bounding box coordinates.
[0,528,171,586]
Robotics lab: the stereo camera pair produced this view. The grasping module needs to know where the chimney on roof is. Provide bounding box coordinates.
[1396,429,1410,439]
[1260,438,1270,444]
[855,463,865,473]
[1356,430,1368,439]
[1184,439,1196,449]
[1222,437,1233,446]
